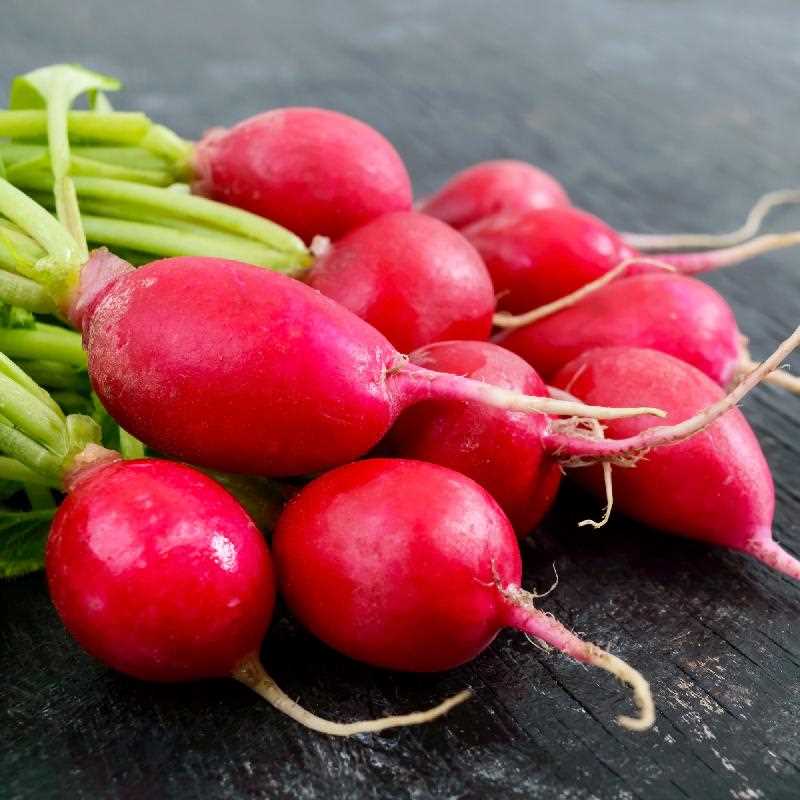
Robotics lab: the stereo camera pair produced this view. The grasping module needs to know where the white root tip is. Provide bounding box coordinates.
[232,655,470,737]
[587,646,656,731]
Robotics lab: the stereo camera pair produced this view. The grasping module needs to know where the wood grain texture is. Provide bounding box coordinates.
[2,1,800,798]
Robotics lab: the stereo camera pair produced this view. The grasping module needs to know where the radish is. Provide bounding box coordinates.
[273,458,655,731]
[420,159,800,254]
[418,160,571,229]
[548,342,800,580]
[496,272,743,386]
[307,211,495,351]
[79,256,662,476]
[383,340,562,534]
[463,206,800,312]
[191,107,413,243]
[0,353,467,735]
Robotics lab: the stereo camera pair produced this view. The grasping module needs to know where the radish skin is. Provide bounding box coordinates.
[191,108,413,243]
[273,459,655,731]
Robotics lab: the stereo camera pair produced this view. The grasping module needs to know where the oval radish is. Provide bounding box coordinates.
[191,107,413,243]
[273,458,655,731]
[383,340,561,534]
[307,211,495,352]
[418,160,570,229]
[549,346,800,580]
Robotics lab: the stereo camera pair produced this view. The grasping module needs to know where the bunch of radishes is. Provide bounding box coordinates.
[2,64,799,739]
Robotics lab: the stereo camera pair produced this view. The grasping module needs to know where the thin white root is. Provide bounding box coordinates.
[737,352,800,395]
[232,655,470,736]
[622,188,800,251]
[310,235,332,258]
[586,646,656,732]
[579,462,614,530]
[493,258,675,329]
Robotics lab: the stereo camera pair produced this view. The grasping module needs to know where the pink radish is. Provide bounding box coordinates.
[272,457,655,731]
[46,456,468,734]
[421,159,800,255]
[77,255,662,477]
[549,345,800,580]
[307,211,495,352]
[418,160,570,229]
[496,272,743,386]
[191,107,413,243]
[383,340,562,534]
[463,206,800,312]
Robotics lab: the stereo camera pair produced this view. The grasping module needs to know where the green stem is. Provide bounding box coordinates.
[50,391,93,415]
[13,174,309,258]
[0,352,63,416]
[0,371,66,452]
[0,324,86,367]
[0,456,58,486]
[0,110,152,144]
[0,422,63,480]
[19,360,89,391]
[24,482,54,509]
[0,143,173,173]
[118,428,145,459]
[0,271,56,313]
[0,220,47,265]
[81,215,300,270]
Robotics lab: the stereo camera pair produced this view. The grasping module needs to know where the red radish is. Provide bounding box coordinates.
[549,346,800,580]
[496,272,742,386]
[47,456,467,734]
[307,211,495,352]
[383,340,562,534]
[273,458,655,731]
[79,255,662,477]
[418,160,570,229]
[463,206,800,312]
[191,108,413,243]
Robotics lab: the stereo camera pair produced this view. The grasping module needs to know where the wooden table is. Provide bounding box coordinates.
[3,2,800,798]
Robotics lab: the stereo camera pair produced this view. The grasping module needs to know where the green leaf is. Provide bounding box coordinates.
[10,65,122,258]
[0,508,55,578]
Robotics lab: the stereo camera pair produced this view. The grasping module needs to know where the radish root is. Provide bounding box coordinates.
[743,538,800,581]
[233,655,471,736]
[545,324,800,463]
[736,350,800,396]
[500,584,655,731]
[623,188,800,251]
[492,258,674,330]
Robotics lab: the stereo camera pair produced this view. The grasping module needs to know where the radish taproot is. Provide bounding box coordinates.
[0,352,467,735]
[463,206,800,312]
[192,107,413,243]
[307,211,495,351]
[549,344,800,580]
[273,458,655,731]
[383,340,562,535]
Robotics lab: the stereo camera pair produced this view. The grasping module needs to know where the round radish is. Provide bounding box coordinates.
[47,456,467,734]
[383,340,561,534]
[273,458,655,731]
[78,256,662,477]
[496,272,742,386]
[549,346,800,580]
[418,160,570,229]
[307,211,495,352]
[191,107,413,243]
[463,206,800,312]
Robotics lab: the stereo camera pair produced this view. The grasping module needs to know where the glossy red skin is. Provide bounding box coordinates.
[384,341,561,535]
[419,159,570,229]
[553,348,774,550]
[192,107,413,243]
[497,273,741,386]
[463,207,637,313]
[273,459,521,672]
[308,212,495,352]
[83,258,403,476]
[46,459,274,682]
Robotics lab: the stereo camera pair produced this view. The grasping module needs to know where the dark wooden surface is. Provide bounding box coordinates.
[3,2,800,798]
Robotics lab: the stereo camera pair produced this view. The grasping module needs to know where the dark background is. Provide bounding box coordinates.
[3,1,800,798]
